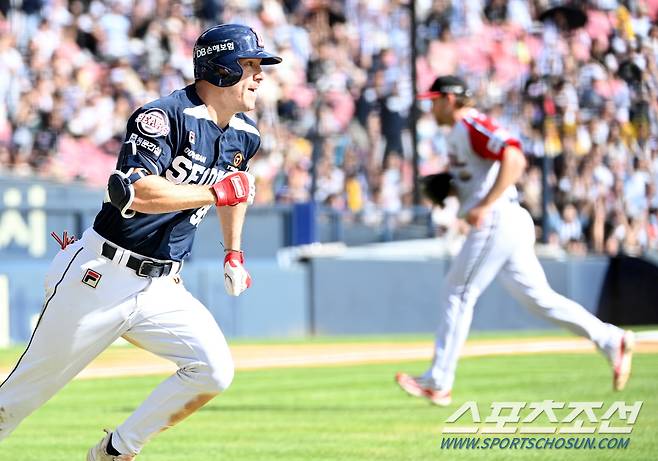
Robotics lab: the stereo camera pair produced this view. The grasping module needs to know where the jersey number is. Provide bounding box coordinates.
[190,205,211,226]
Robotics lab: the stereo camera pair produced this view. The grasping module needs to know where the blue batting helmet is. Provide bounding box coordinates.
[193,24,282,87]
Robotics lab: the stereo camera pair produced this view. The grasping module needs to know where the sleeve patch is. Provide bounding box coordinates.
[135,108,171,138]
[128,133,163,157]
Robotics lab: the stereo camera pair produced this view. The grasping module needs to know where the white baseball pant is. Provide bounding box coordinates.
[0,228,234,455]
[426,202,623,390]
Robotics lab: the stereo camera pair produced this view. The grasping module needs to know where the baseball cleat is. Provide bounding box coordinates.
[613,331,635,391]
[424,387,453,406]
[395,372,452,406]
[87,429,135,461]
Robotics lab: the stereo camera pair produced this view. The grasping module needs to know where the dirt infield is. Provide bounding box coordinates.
[2,336,656,380]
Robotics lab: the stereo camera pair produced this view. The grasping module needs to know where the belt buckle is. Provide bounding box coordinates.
[137,259,159,277]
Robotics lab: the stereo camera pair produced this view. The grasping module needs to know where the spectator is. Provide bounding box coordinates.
[548,202,584,246]
[3,1,658,254]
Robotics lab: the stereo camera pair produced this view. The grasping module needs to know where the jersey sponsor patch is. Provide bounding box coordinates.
[135,108,170,138]
[82,269,102,288]
[188,130,196,144]
[184,146,207,163]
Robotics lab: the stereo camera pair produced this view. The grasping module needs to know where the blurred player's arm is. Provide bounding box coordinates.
[466,145,526,227]
[478,145,527,208]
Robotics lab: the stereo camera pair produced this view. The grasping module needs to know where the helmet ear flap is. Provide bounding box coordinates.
[215,62,241,86]
[196,59,242,87]
[215,64,235,80]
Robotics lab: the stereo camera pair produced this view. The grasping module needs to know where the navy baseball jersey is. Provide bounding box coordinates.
[93,85,261,261]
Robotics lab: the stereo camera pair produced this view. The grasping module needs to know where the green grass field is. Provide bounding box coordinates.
[0,345,657,460]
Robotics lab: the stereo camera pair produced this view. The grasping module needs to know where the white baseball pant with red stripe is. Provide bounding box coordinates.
[0,228,233,455]
[425,202,623,390]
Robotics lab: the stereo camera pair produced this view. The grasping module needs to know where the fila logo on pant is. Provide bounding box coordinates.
[82,269,102,288]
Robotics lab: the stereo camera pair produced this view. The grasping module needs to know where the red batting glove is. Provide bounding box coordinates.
[224,250,252,296]
[210,171,255,207]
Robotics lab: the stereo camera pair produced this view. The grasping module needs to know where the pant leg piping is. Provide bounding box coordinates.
[0,247,84,389]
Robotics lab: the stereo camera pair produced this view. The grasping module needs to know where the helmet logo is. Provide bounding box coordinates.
[251,28,264,48]
[136,108,170,138]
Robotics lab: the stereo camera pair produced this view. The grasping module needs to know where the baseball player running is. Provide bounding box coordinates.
[396,75,634,406]
[0,24,280,459]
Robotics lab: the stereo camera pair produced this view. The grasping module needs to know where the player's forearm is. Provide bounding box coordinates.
[131,175,215,213]
[479,146,526,207]
[217,202,248,250]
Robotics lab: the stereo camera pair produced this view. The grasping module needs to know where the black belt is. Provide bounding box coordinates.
[101,242,174,278]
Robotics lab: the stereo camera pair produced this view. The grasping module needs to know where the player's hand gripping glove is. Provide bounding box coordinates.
[420,172,455,207]
[224,250,252,296]
[210,171,256,207]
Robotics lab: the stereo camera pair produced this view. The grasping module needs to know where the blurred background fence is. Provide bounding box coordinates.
[2,175,658,345]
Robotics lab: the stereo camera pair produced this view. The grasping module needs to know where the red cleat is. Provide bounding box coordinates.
[613,331,635,391]
[395,372,452,406]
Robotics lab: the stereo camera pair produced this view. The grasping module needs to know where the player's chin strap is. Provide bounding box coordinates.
[106,169,148,218]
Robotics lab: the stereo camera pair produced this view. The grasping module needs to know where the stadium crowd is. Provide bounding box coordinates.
[2,0,658,256]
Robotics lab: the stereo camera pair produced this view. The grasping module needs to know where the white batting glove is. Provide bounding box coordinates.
[224,250,252,296]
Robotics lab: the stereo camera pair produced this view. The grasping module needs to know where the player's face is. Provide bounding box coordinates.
[431,94,455,125]
[233,58,264,111]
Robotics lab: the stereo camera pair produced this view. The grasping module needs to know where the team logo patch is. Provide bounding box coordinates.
[82,269,102,288]
[135,108,170,138]
[188,131,196,144]
[232,152,244,167]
